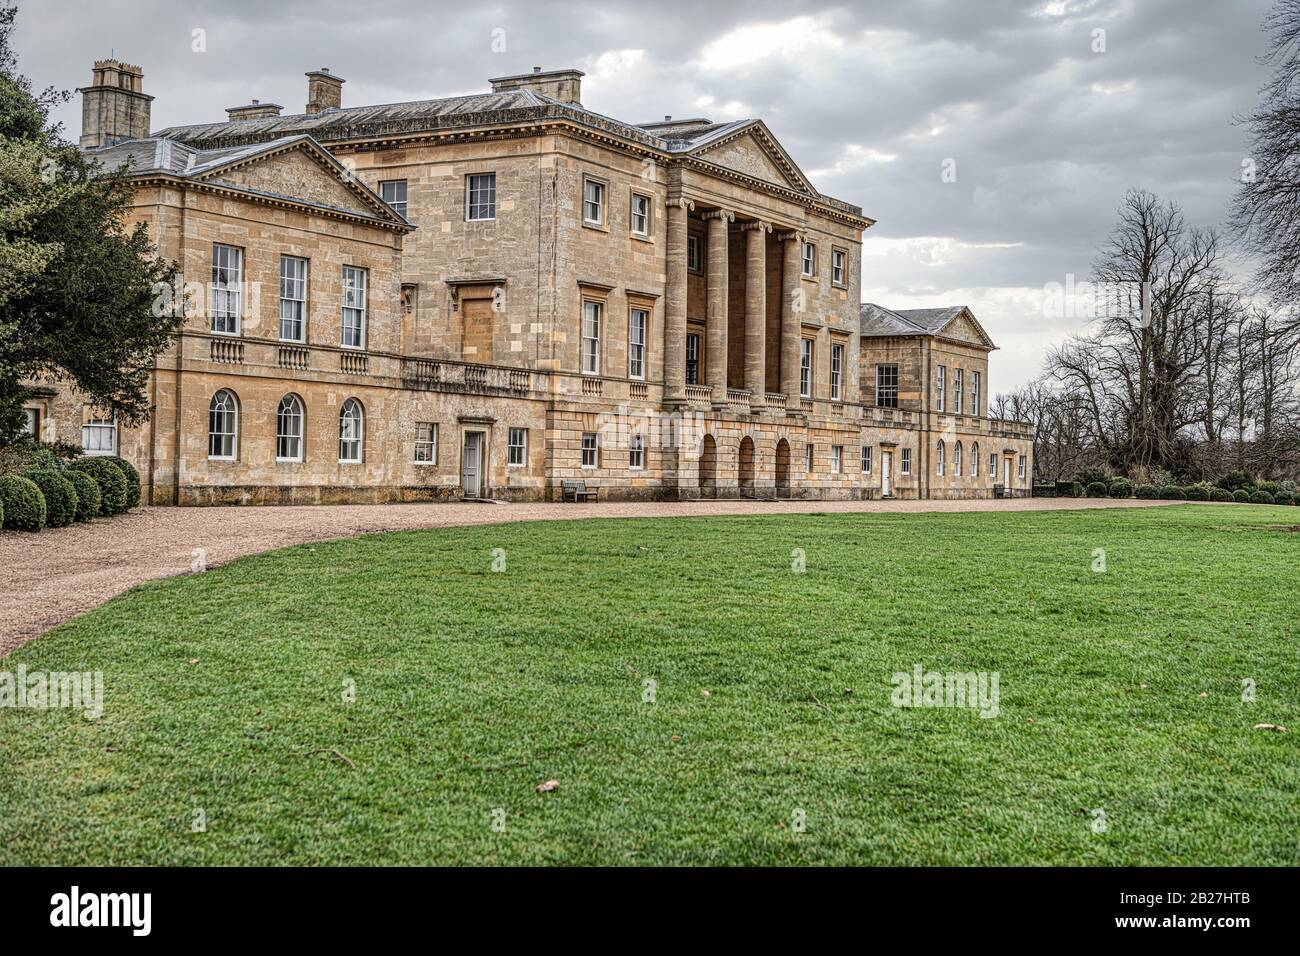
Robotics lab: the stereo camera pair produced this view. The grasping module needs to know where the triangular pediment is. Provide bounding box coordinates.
[691,123,815,195]
[938,308,997,350]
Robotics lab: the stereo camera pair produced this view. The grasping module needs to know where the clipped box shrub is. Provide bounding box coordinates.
[1086,481,1109,497]
[1250,490,1276,504]
[1216,470,1255,492]
[1209,487,1233,502]
[68,458,128,516]
[104,455,141,509]
[1185,485,1210,501]
[23,470,78,528]
[1159,486,1185,500]
[1108,478,1134,498]
[1274,490,1295,505]
[1135,484,1160,499]
[64,469,101,521]
[0,474,47,531]
[1255,480,1282,497]
[1232,489,1251,503]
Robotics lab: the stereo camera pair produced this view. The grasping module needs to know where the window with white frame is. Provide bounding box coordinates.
[800,339,813,398]
[955,368,964,415]
[581,432,599,468]
[211,244,242,334]
[81,409,116,456]
[955,440,963,476]
[936,439,945,476]
[901,447,911,474]
[972,442,980,476]
[990,452,997,477]
[861,445,871,473]
[805,443,814,472]
[279,256,307,342]
[629,432,644,469]
[830,343,844,400]
[876,364,898,407]
[466,173,496,221]
[341,266,367,348]
[831,445,842,474]
[936,365,946,412]
[581,300,601,374]
[508,427,527,466]
[1019,455,1027,480]
[801,241,815,277]
[208,389,238,460]
[630,193,651,236]
[583,178,605,225]
[687,234,702,273]
[832,248,846,285]
[628,307,648,379]
[972,371,981,417]
[339,398,364,463]
[276,394,303,461]
[379,180,407,219]
[414,422,438,464]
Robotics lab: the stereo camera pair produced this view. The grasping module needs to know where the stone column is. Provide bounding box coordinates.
[742,220,770,411]
[703,209,732,409]
[780,230,803,412]
[664,197,692,406]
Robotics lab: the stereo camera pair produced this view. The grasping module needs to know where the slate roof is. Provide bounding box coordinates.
[860,303,994,348]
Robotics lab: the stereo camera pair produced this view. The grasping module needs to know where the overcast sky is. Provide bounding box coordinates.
[14,0,1277,390]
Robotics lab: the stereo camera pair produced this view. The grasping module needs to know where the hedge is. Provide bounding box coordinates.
[104,455,141,509]
[0,474,47,531]
[1209,487,1233,502]
[1185,485,1210,501]
[1135,484,1160,499]
[23,470,78,528]
[68,458,128,516]
[1249,490,1276,504]
[1108,478,1134,498]
[1274,490,1295,505]
[1086,481,1108,497]
[1159,486,1185,500]
[64,469,101,521]
[1232,489,1251,503]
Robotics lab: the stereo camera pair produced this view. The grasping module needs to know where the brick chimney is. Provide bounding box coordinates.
[305,68,344,114]
[78,59,154,148]
[226,99,284,121]
[489,67,583,105]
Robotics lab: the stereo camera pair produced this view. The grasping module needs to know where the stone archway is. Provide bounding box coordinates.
[774,438,791,497]
[738,435,755,496]
[698,434,717,498]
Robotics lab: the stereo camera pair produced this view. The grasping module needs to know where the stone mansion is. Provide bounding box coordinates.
[24,59,1033,504]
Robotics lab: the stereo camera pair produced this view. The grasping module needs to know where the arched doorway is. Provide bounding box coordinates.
[738,436,755,496]
[698,434,717,497]
[775,438,791,497]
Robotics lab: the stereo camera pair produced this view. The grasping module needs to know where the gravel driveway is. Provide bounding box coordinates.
[1,496,1176,656]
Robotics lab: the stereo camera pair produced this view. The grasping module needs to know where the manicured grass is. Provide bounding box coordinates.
[1,505,1298,865]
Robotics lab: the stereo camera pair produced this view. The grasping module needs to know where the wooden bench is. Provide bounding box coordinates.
[561,480,598,503]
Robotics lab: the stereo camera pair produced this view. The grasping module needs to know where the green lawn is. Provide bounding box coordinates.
[2,505,1298,865]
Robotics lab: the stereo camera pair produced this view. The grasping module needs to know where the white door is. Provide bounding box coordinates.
[1002,457,1011,496]
[881,450,892,497]
[463,432,483,498]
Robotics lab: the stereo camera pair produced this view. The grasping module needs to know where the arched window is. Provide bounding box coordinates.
[277,394,304,462]
[972,442,980,477]
[208,390,238,459]
[339,398,364,463]
[936,439,946,476]
[954,441,963,476]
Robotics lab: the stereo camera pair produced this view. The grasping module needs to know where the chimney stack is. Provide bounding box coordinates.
[226,99,284,121]
[489,67,584,105]
[305,68,344,114]
[78,59,154,149]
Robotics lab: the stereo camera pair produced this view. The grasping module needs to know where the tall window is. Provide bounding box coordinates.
[342,266,367,348]
[876,364,898,407]
[832,248,846,285]
[279,256,307,342]
[629,433,644,469]
[379,180,407,219]
[22,407,39,438]
[901,447,911,475]
[208,390,238,460]
[339,399,364,463]
[801,241,815,277]
[628,308,648,379]
[466,173,496,221]
[581,300,601,374]
[831,445,842,474]
[805,443,814,472]
[276,394,303,461]
[936,439,945,476]
[800,339,813,398]
[972,371,981,417]
[955,368,964,415]
[82,410,116,456]
[414,422,438,463]
[954,441,963,476]
[630,193,651,236]
[972,442,980,477]
[1019,455,1027,480]
[990,451,997,477]
[581,432,599,468]
[861,445,872,473]
[583,178,605,225]
[936,365,946,412]
[685,332,700,385]
[830,343,844,400]
[687,234,702,272]
[508,428,527,466]
[211,244,242,334]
